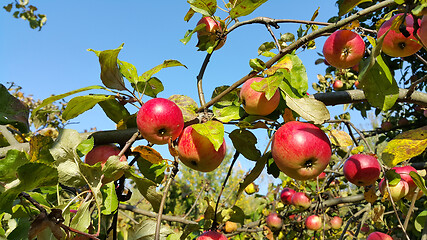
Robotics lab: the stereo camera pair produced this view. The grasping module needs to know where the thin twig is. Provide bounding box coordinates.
[196,53,213,107]
[406,75,427,99]
[265,23,281,52]
[338,204,370,240]
[118,204,198,225]
[403,188,420,230]
[384,179,411,240]
[183,181,208,219]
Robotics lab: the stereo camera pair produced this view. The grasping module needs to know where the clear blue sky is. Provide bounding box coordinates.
[1,1,371,189]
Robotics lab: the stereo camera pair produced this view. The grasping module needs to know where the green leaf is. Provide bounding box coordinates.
[415,210,427,232]
[101,182,118,215]
[385,169,401,186]
[76,137,94,157]
[229,129,261,161]
[98,98,131,124]
[219,206,245,225]
[0,149,29,181]
[285,95,330,124]
[251,76,281,100]
[32,85,106,115]
[258,42,276,56]
[187,0,217,16]
[29,135,55,164]
[184,8,196,22]
[69,200,92,232]
[249,58,266,72]
[410,171,427,196]
[128,219,173,240]
[338,0,372,16]
[136,157,166,184]
[88,43,126,91]
[102,155,129,183]
[277,54,309,98]
[230,0,268,19]
[132,77,165,98]
[62,95,116,120]
[180,24,205,45]
[139,60,187,83]
[0,84,29,133]
[213,104,245,122]
[118,60,138,85]
[127,171,162,212]
[192,121,224,151]
[381,126,427,167]
[168,95,198,122]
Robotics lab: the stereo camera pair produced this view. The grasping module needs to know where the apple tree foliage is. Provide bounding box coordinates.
[1,0,427,239]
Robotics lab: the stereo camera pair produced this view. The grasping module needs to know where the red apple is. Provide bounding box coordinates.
[377,14,422,57]
[177,125,226,172]
[196,16,226,51]
[379,178,409,201]
[366,231,393,240]
[305,215,322,231]
[381,121,393,131]
[317,172,326,180]
[196,231,227,240]
[420,16,427,47]
[329,216,342,230]
[291,192,311,209]
[398,118,409,126]
[271,121,332,180]
[137,98,184,145]
[322,30,365,69]
[240,77,280,116]
[266,212,283,231]
[343,154,381,186]
[333,80,344,90]
[393,166,424,199]
[85,145,126,166]
[280,187,296,205]
[354,80,361,89]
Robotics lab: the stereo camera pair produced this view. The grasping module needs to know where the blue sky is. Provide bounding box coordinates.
[1,1,372,189]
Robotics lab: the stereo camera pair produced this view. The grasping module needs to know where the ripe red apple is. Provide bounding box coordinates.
[196,230,227,240]
[177,125,226,172]
[271,121,332,180]
[196,16,226,51]
[381,121,393,131]
[291,192,311,209]
[280,187,296,205]
[322,30,365,69]
[393,166,424,199]
[266,212,283,231]
[366,231,393,240]
[239,77,280,116]
[420,16,427,47]
[317,172,326,179]
[333,80,344,90]
[137,98,184,145]
[377,14,422,57]
[305,215,322,231]
[379,178,409,201]
[343,154,381,186]
[329,216,342,230]
[85,145,126,166]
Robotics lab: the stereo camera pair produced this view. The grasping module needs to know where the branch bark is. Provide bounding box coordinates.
[118,204,197,225]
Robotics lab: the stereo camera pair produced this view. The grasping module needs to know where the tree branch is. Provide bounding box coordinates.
[118,204,197,225]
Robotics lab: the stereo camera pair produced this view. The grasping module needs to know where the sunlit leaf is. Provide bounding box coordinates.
[184,8,196,22]
[328,129,353,147]
[187,0,217,16]
[276,55,309,98]
[128,219,173,240]
[0,84,29,133]
[101,182,118,215]
[249,58,266,72]
[133,145,164,164]
[118,60,138,85]
[382,126,427,167]
[133,77,164,97]
[69,200,92,232]
[192,121,224,151]
[264,55,292,76]
[169,95,198,122]
[410,171,427,196]
[338,0,372,16]
[29,135,54,164]
[136,157,166,184]
[0,149,29,181]
[127,171,162,212]
[251,76,281,100]
[62,95,115,120]
[285,95,330,124]
[415,210,427,232]
[230,0,268,18]
[213,104,245,122]
[139,60,187,83]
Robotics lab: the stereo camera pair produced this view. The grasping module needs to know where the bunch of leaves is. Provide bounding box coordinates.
[3,0,46,30]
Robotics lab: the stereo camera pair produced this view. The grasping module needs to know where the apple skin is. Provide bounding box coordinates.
[137,98,184,145]
[271,121,332,180]
[379,178,409,201]
[366,231,393,240]
[196,231,228,240]
[333,80,344,90]
[377,14,422,57]
[197,16,226,50]
[291,192,311,209]
[393,166,424,199]
[85,145,126,166]
[343,154,381,186]
[280,187,296,205]
[224,221,238,233]
[420,16,427,47]
[240,77,280,116]
[266,213,283,231]
[305,215,322,231]
[397,118,409,126]
[381,121,393,131]
[177,125,226,172]
[329,216,342,230]
[322,30,365,69]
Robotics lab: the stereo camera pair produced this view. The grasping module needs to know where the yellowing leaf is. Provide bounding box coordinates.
[364,185,378,204]
[338,0,372,16]
[328,129,353,147]
[132,145,164,164]
[372,205,385,222]
[351,145,364,154]
[282,108,296,123]
[382,126,427,167]
[263,56,292,76]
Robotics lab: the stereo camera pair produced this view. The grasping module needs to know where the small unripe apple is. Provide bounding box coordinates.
[137,98,184,145]
[280,187,296,205]
[177,125,226,172]
[366,231,393,240]
[224,221,238,233]
[329,216,342,230]
[343,154,381,186]
[196,231,227,240]
[333,80,344,90]
[377,14,422,57]
[266,213,283,232]
[354,80,361,89]
[244,182,259,195]
[291,192,311,209]
[305,215,322,231]
[393,165,424,199]
[379,178,409,201]
[240,77,280,116]
[196,16,226,51]
[323,30,365,69]
[85,144,126,166]
[271,121,332,180]
[381,121,393,131]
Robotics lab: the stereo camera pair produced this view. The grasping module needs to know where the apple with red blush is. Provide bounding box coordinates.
[305,215,322,231]
[266,212,283,232]
[291,192,311,209]
[366,231,393,240]
[280,187,296,205]
[239,77,280,116]
[343,154,381,186]
[323,30,365,69]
